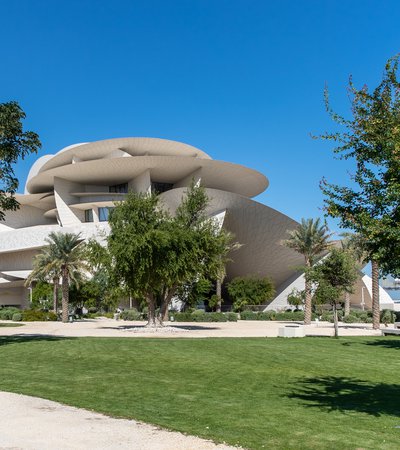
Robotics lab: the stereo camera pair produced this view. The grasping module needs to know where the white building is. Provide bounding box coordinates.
[0,137,394,310]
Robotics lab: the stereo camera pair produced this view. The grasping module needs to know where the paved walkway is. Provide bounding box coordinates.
[0,392,236,450]
[0,318,385,338]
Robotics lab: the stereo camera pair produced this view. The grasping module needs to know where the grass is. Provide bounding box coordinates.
[0,323,24,327]
[0,336,399,449]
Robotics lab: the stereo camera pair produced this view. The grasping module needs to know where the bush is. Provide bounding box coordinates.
[240,310,275,320]
[343,314,358,323]
[275,311,305,321]
[381,309,395,324]
[11,313,22,322]
[120,309,142,321]
[171,312,233,322]
[227,276,275,312]
[22,310,57,321]
[88,307,98,314]
[0,307,20,320]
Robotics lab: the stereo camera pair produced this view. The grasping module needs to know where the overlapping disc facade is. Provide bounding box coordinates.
[0,138,393,310]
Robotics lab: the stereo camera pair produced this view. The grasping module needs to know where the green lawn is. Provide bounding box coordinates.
[0,336,399,449]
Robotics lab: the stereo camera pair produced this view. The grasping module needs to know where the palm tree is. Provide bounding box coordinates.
[40,232,89,322]
[283,218,332,325]
[26,246,61,313]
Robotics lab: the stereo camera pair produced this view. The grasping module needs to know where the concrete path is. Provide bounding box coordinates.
[0,318,384,339]
[0,392,236,450]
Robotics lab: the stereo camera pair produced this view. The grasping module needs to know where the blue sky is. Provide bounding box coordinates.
[1,0,399,234]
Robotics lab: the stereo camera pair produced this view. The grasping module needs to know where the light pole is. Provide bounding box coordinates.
[361,287,365,311]
[28,286,33,306]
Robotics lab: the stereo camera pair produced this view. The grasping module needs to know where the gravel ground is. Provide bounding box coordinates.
[0,392,237,450]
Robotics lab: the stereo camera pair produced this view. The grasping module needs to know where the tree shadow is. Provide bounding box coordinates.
[364,338,400,350]
[0,335,73,347]
[287,376,400,417]
[99,324,219,331]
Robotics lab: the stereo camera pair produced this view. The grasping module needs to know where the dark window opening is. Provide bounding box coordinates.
[109,183,128,193]
[151,182,173,194]
[98,207,115,222]
[84,209,94,223]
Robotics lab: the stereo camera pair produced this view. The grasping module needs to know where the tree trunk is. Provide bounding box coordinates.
[146,293,158,327]
[332,302,339,338]
[344,292,350,317]
[61,268,69,323]
[53,276,59,313]
[304,259,312,325]
[371,259,380,330]
[216,279,222,313]
[159,286,176,324]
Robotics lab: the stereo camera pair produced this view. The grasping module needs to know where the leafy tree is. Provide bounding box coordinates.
[287,288,305,310]
[175,277,213,311]
[308,248,358,337]
[283,218,332,324]
[26,244,61,312]
[43,232,90,322]
[318,55,400,329]
[0,101,41,218]
[105,184,234,327]
[31,281,53,311]
[226,276,275,312]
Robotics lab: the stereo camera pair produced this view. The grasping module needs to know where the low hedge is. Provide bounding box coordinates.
[0,307,20,320]
[12,313,22,322]
[120,309,142,321]
[240,310,306,321]
[21,310,57,322]
[171,312,238,322]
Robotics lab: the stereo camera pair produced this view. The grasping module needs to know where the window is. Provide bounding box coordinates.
[98,207,115,222]
[109,183,128,193]
[151,182,173,194]
[84,209,93,222]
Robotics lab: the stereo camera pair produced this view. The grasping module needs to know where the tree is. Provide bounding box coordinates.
[308,248,358,337]
[318,55,400,329]
[283,218,332,324]
[105,184,234,327]
[226,276,275,312]
[43,232,90,322]
[26,245,61,313]
[0,101,41,219]
[287,288,305,310]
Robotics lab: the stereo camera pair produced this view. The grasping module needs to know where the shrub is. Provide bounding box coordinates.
[172,312,233,322]
[88,307,98,314]
[343,314,358,323]
[0,307,20,320]
[120,309,142,321]
[22,310,57,321]
[227,276,275,312]
[275,311,305,321]
[11,313,22,322]
[381,309,395,324]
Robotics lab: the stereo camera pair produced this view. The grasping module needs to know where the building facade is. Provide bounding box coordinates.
[0,137,394,310]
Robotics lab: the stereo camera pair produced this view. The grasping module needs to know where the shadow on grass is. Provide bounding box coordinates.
[364,338,400,350]
[0,335,73,347]
[99,324,219,331]
[287,376,400,417]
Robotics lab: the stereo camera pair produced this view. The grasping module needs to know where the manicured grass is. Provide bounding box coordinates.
[0,323,24,327]
[0,336,399,449]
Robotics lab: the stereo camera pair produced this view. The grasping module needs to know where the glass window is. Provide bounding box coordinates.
[151,182,173,194]
[84,209,93,222]
[98,207,115,222]
[109,183,128,193]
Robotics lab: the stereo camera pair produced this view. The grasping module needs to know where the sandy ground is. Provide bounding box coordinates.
[0,392,237,450]
[0,318,386,338]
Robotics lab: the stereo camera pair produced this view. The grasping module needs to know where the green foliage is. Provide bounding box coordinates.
[11,313,22,322]
[380,309,395,324]
[0,307,20,320]
[21,310,57,321]
[171,312,237,322]
[226,276,275,312]
[120,309,142,321]
[0,101,41,219]
[208,294,222,311]
[239,310,306,321]
[175,277,212,310]
[31,281,53,310]
[287,288,305,308]
[319,55,400,276]
[283,218,333,265]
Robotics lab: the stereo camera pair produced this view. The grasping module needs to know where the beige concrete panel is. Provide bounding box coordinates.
[0,286,27,307]
[39,138,212,173]
[1,205,56,230]
[128,169,151,194]
[27,157,267,198]
[174,168,202,189]
[54,177,84,226]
